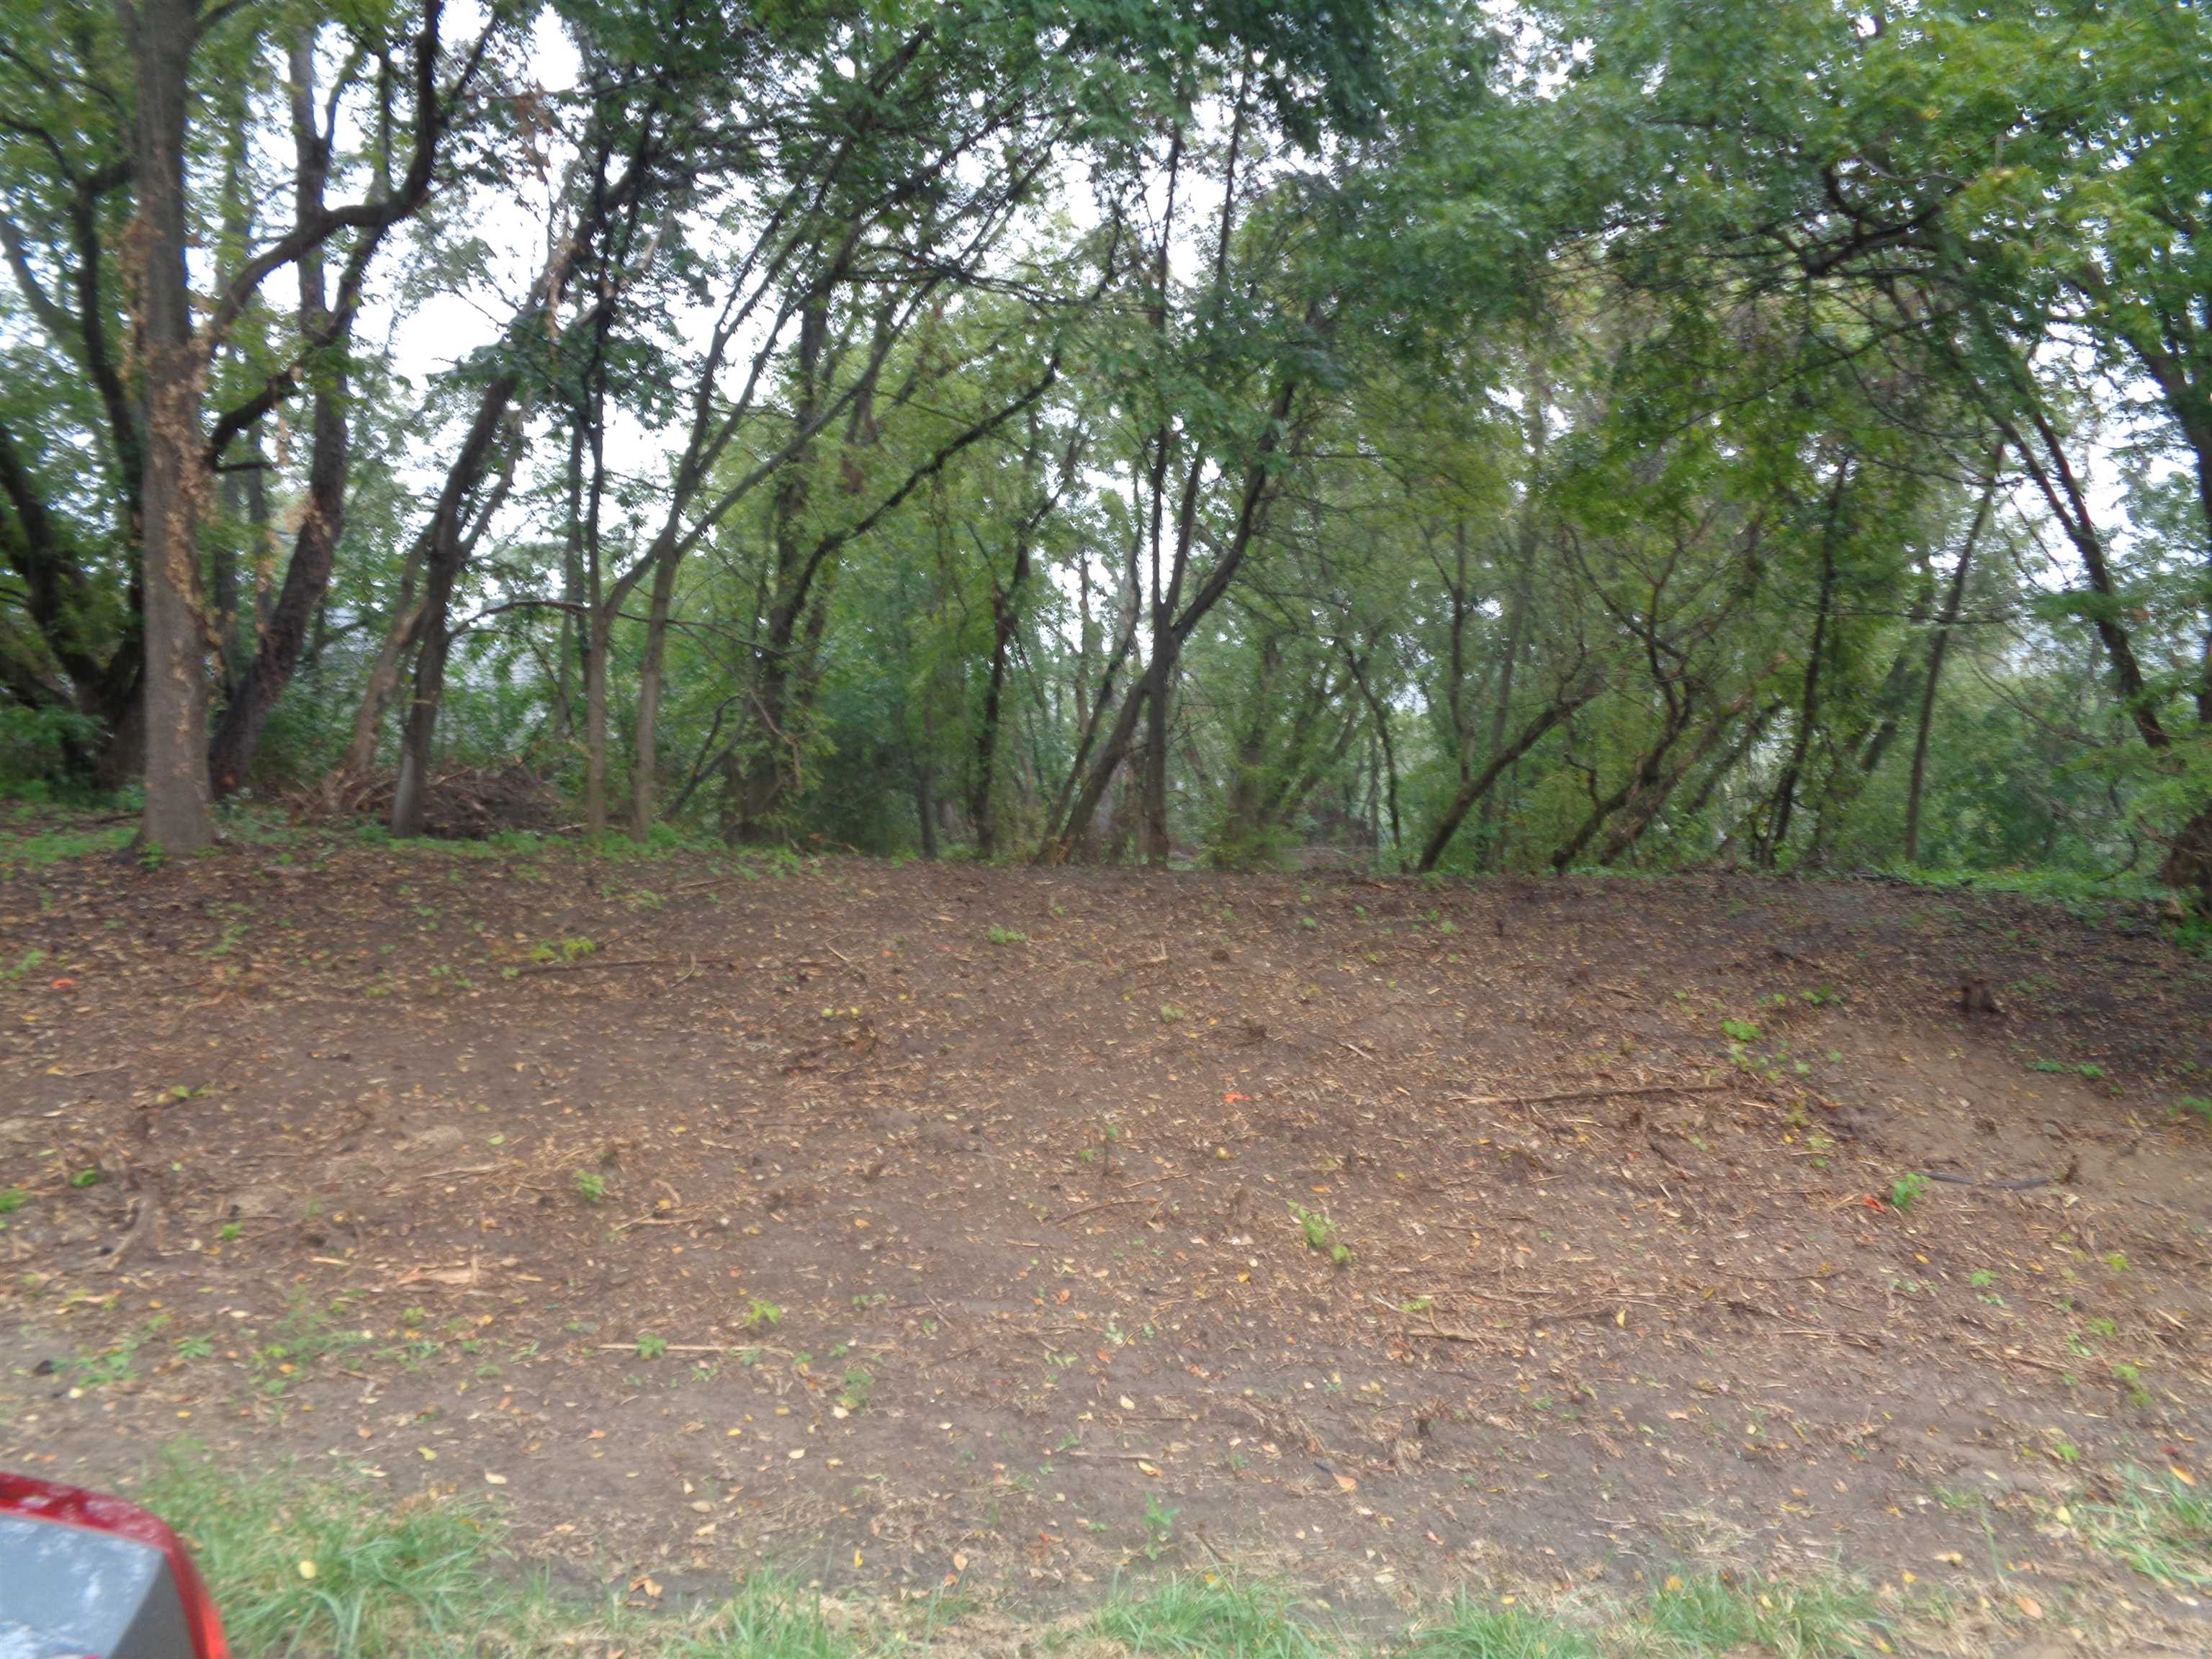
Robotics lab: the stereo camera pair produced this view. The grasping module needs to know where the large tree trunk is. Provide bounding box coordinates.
[390,372,519,835]
[1905,471,1997,864]
[970,532,1033,858]
[1761,464,1848,866]
[209,37,359,798]
[1139,635,1174,865]
[1418,675,1599,873]
[1476,375,1545,866]
[582,608,612,833]
[1593,686,1765,866]
[629,546,679,841]
[132,0,216,853]
[338,540,426,784]
[1042,375,1300,862]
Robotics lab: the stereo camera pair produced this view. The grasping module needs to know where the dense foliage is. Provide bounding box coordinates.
[3,0,2208,899]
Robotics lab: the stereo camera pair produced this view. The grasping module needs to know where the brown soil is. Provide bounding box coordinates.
[4,832,2211,1629]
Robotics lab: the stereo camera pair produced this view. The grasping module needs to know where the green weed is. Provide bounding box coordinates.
[1094,1578,1326,1659]
[1645,1570,1883,1658]
[2076,1467,2212,1591]
[1289,1202,1353,1267]
[1402,1593,1596,1659]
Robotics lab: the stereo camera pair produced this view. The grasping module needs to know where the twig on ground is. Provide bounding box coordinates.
[1455,1082,1729,1109]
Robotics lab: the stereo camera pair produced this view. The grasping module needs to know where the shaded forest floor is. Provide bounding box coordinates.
[4,811,2212,1653]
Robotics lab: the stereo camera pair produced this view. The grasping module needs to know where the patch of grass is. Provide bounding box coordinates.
[1401,1593,1596,1658]
[2,946,48,980]
[987,925,1028,945]
[1644,1570,1883,1657]
[2076,1467,2212,1591]
[132,1460,1964,1659]
[1094,1578,1328,1659]
[0,822,134,871]
[143,1451,877,1659]
[144,1451,503,1658]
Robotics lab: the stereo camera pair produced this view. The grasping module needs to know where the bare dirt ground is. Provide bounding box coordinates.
[4,825,2211,1639]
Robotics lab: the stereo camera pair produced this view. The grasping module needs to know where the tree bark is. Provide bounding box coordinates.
[1761,462,1848,865]
[971,527,1034,858]
[1418,674,1600,873]
[1043,374,1300,860]
[1593,685,1767,866]
[338,536,426,783]
[391,372,519,836]
[209,35,367,797]
[1905,472,1997,864]
[629,544,680,840]
[132,0,216,853]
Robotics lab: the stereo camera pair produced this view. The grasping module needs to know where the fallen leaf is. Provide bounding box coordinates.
[1334,1473,1358,1493]
[2015,1593,2043,1620]
[483,1471,507,1485]
[297,1561,318,1581]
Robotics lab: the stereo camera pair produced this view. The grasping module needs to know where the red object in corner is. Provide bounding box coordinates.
[0,1472,229,1659]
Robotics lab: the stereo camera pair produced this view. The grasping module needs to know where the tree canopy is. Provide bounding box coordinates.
[4,0,2208,904]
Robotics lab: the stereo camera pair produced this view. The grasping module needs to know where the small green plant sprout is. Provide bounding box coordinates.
[1969,1269,1997,1289]
[573,1169,606,1204]
[637,1333,668,1359]
[2176,1096,2212,1125]
[2111,1361,2153,1408]
[1720,1017,1761,1044]
[1082,1118,1123,1175]
[1802,985,1841,1006]
[0,1187,27,1217]
[68,1166,102,1189]
[741,1298,783,1331]
[529,935,598,964]
[1290,1202,1353,1267]
[837,1367,873,1413]
[986,925,1028,945]
[1141,1491,1180,1560]
[1157,1004,1184,1023]
[1889,1171,1929,1211]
